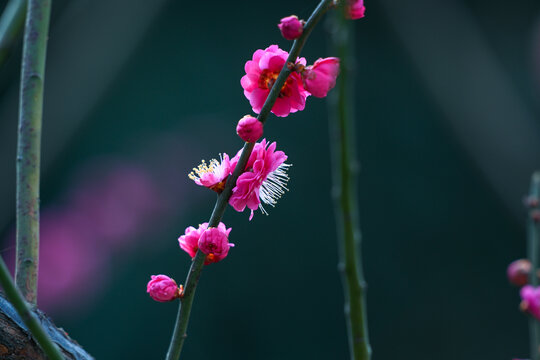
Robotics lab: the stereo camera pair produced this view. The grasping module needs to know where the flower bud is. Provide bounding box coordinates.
[198,225,234,265]
[347,0,366,20]
[147,275,180,302]
[302,57,340,98]
[278,15,303,40]
[507,259,531,287]
[521,285,540,320]
[236,115,263,143]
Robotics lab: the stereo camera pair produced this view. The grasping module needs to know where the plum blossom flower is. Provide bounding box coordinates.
[347,0,365,20]
[198,227,234,265]
[278,15,303,40]
[302,57,340,98]
[147,275,181,302]
[229,139,290,220]
[188,154,232,193]
[237,115,264,143]
[241,45,309,117]
[179,222,232,263]
[520,285,540,320]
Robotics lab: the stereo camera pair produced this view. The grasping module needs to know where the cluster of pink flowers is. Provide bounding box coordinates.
[241,44,340,117]
[148,5,366,303]
[147,223,234,302]
[179,222,234,264]
[189,139,290,220]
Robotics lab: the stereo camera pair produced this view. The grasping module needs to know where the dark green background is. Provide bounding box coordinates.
[1,0,539,359]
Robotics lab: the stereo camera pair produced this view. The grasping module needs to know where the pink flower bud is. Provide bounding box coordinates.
[198,225,234,265]
[236,115,263,143]
[147,275,180,302]
[520,285,540,320]
[347,0,366,20]
[302,57,340,98]
[507,259,531,287]
[278,15,303,41]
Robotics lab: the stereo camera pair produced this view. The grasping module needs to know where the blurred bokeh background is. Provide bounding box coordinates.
[0,0,539,359]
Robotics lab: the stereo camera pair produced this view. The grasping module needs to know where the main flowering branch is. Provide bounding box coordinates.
[15,0,52,305]
[328,2,371,360]
[165,1,335,359]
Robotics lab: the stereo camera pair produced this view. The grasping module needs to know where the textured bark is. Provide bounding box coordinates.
[0,294,93,360]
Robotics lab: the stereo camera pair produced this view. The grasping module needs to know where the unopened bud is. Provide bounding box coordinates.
[147,275,181,302]
[236,115,263,143]
[507,259,531,287]
[346,0,366,20]
[278,15,304,40]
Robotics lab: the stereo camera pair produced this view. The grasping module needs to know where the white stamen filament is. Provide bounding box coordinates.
[259,163,291,215]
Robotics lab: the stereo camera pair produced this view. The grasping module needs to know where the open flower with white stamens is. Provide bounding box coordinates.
[229,139,291,220]
[188,154,232,193]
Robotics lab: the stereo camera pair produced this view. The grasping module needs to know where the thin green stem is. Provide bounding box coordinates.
[528,172,540,360]
[15,0,52,305]
[0,0,26,68]
[0,256,64,359]
[165,1,334,359]
[327,5,371,360]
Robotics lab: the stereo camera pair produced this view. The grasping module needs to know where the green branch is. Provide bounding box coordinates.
[15,0,52,305]
[328,5,371,360]
[528,172,540,360]
[165,1,335,359]
[0,256,64,359]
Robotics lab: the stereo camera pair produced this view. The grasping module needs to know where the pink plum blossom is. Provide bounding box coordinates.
[347,0,366,20]
[178,222,231,261]
[278,15,303,40]
[229,139,290,220]
[147,275,180,302]
[241,45,309,117]
[188,154,232,193]
[507,259,531,287]
[198,227,234,265]
[237,115,264,143]
[302,57,340,98]
[520,285,540,320]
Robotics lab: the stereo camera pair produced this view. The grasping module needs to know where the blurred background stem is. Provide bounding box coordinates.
[0,256,64,360]
[0,0,26,68]
[528,172,540,360]
[327,5,371,360]
[165,1,334,359]
[15,0,52,305]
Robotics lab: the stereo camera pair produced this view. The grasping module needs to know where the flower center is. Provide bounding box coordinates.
[258,69,294,98]
[188,158,227,193]
[189,159,218,179]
